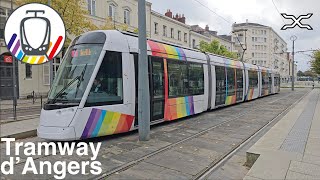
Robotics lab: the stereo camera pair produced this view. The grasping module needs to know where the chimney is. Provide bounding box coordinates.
[205,25,209,31]
[175,13,179,20]
[165,9,172,18]
[179,14,186,24]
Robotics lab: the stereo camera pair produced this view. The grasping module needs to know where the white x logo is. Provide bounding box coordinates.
[281,13,313,30]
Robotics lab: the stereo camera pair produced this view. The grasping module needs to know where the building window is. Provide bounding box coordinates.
[178,31,181,41]
[184,33,188,42]
[252,37,254,42]
[0,8,6,16]
[124,9,130,24]
[43,64,50,85]
[87,0,96,16]
[52,58,61,79]
[108,4,116,20]
[170,28,174,38]
[252,53,254,57]
[25,64,32,79]
[264,38,267,42]
[0,8,8,39]
[192,39,196,48]
[154,22,158,34]
[163,25,167,37]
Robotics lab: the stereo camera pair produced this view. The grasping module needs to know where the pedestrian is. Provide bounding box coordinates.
[312,80,315,89]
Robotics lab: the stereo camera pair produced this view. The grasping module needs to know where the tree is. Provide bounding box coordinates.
[99,17,128,32]
[297,70,305,77]
[311,50,320,74]
[199,40,237,59]
[304,70,317,77]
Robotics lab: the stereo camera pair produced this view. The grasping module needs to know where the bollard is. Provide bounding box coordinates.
[32,91,35,104]
[13,100,17,121]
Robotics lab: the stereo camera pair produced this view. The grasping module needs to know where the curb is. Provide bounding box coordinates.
[0,129,37,139]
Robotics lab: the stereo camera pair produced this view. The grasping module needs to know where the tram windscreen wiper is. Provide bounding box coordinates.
[49,76,80,104]
[50,64,88,104]
[75,64,87,98]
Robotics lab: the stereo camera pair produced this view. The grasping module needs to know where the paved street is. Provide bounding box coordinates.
[0,89,310,179]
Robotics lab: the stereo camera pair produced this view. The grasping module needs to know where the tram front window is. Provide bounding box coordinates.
[47,44,103,104]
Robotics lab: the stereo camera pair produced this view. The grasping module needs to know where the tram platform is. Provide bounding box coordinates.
[244,89,320,180]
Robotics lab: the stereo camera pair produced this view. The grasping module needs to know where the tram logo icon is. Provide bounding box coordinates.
[281,13,313,30]
[4,3,65,64]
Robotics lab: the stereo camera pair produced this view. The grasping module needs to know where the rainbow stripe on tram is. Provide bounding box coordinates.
[81,108,135,139]
[224,59,243,105]
[164,96,195,121]
[147,40,186,60]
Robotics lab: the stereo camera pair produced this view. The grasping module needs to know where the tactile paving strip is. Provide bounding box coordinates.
[280,92,319,154]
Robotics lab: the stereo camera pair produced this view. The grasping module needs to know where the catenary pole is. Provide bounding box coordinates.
[138,0,150,141]
[11,0,17,120]
[290,35,297,91]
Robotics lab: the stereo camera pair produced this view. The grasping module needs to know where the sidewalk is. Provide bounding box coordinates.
[244,89,320,180]
[0,118,38,139]
[0,98,43,110]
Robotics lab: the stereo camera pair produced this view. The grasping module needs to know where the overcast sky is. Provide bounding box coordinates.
[148,0,320,71]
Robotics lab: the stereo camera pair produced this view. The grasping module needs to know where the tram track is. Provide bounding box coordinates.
[93,91,307,180]
[193,90,310,180]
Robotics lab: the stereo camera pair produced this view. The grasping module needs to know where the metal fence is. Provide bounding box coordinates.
[0,91,46,122]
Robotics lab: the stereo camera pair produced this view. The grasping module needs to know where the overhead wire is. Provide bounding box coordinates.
[192,0,232,25]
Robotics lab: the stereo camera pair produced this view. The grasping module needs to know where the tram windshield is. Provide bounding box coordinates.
[47,44,103,104]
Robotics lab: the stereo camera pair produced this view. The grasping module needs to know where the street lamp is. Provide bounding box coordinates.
[290,35,297,91]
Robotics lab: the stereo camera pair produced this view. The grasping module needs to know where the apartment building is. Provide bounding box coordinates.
[151,10,190,47]
[191,25,234,51]
[232,21,290,82]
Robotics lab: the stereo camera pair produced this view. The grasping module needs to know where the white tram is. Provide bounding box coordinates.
[37,30,280,140]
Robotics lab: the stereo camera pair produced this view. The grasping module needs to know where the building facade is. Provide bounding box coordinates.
[1,0,264,99]
[86,0,235,50]
[232,21,290,82]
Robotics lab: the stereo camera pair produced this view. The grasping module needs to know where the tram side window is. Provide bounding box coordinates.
[236,69,244,101]
[215,66,226,106]
[188,63,204,95]
[168,60,188,97]
[226,67,235,96]
[86,51,123,105]
[248,70,259,88]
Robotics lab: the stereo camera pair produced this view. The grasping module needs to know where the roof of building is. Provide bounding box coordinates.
[233,22,268,28]
[218,35,232,41]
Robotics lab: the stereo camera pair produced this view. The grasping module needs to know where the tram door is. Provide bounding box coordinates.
[133,55,165,126]
[150,57,165,121]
